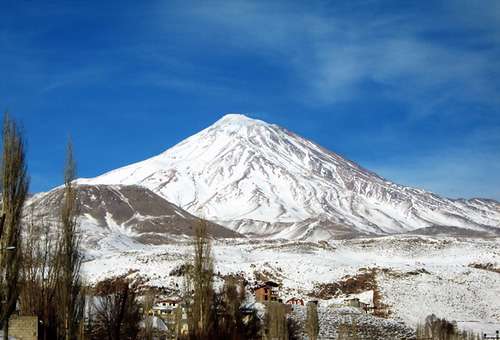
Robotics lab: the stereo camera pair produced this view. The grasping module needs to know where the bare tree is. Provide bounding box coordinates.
[306,302,319,340]
[18,140,85,340]
[183,223,263,340]
[217,277,246,339]
[58,140,84,340]
[209,276,262,340]
[416,314,481,340]
[0,113,29,340]
[19,208,61,340]
[91,277,140,340]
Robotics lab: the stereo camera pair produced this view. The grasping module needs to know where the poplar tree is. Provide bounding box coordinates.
[0,113,29,340]
[188,220,215,339]
[306,302,319,340]
[58,140,84,340]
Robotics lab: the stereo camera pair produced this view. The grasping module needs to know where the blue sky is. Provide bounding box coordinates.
[1,0,499,200]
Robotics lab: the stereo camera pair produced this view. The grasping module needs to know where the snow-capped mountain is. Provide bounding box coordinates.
[80,114,500,239]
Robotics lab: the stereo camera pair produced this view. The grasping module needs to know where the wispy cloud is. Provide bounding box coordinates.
[2,0,499,198]
[161,0,500,112]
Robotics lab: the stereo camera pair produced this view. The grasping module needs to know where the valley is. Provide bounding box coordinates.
[81,234,500,334]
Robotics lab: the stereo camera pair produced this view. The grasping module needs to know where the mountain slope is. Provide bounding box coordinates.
[80,114,500,239]
[28,184,240,247]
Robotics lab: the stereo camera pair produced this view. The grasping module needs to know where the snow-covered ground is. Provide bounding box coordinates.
[81,235,500,334]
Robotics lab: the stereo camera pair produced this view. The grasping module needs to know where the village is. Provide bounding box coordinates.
[141,280,376,339]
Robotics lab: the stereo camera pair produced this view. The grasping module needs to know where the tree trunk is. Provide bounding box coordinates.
[3,320,8,340]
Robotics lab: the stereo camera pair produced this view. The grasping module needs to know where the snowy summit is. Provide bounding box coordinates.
[80,113,500,240]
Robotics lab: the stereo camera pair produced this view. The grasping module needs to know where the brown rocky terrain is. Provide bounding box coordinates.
[27,184,241,245]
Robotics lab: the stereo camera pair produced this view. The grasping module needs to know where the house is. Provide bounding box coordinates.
[150,297,182,317]
[147,296,189,339]
[254,281,280,303]
[286,297,304,306]
[345,297,370,312]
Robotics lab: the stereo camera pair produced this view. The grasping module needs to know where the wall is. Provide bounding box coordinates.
[8,315,38,340]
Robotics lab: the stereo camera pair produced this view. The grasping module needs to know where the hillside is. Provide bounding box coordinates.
[27,184,240,247]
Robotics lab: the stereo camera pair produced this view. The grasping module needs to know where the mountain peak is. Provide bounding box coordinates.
[214,113,269,128]
[82,113,500,238]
